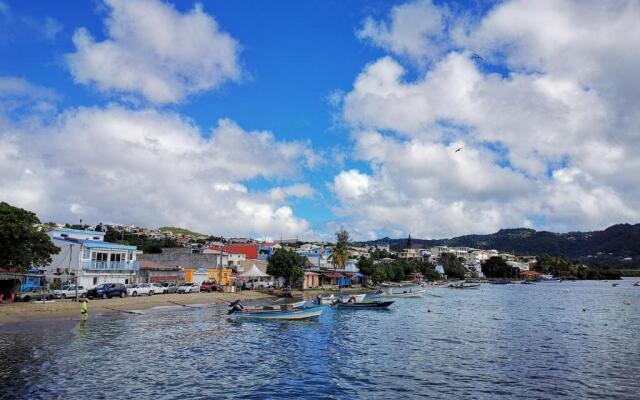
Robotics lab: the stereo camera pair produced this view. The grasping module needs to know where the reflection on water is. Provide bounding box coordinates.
[1,280,639,399]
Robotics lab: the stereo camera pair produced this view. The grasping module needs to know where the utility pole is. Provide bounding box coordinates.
[76,244,81,302]
[218,244,223,291]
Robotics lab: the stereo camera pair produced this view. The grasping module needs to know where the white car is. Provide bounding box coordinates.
[177,282,200,293]
[53,285,87,299]
[151,283,166,294]
[126,283,154,297]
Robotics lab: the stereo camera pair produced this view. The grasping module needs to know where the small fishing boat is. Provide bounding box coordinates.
[338,293,367,303]
[336,300,394,310]
[318,294,337,305]
[379,287,425,298]
[448,283,480,289]
[228,301,325,320]
[634,282,640,287]
[612,283,619,287]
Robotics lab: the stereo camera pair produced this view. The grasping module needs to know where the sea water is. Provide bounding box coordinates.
[1,279,639,399]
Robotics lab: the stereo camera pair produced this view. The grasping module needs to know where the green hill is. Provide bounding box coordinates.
[158,226,207,237]
[360,224,640,268]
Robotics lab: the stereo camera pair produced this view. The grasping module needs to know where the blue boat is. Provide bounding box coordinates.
[228,301,325,320]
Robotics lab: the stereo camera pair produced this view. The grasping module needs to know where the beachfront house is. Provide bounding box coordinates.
[41,228,139,288]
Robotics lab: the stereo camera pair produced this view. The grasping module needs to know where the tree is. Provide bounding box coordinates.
[330,226,350,270]
[267,249,308,285]
[406,234,412,249]
[481,256,519,278]
[441,252,468,279]
[0,202,60,273]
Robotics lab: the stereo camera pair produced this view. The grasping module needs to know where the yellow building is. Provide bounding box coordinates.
[182,268,232,286]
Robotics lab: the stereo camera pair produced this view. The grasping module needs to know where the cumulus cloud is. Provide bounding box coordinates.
[0,104,314,237]
[66,0,241,104]
[357,0,448,64]
[335,0,640,238]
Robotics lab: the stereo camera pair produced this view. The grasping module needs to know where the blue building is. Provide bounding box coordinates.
[42,228,139,287]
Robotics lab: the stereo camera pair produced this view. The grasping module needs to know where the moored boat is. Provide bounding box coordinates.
[336,300,394,310]
[448,283,480,289]
[338,293,367,303]
[379,287,425,298]
[228,301,325,320]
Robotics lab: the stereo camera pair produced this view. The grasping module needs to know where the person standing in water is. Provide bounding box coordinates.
[80,298,88,321]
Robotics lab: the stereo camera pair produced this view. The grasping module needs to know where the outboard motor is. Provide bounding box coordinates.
[228,300,244,315]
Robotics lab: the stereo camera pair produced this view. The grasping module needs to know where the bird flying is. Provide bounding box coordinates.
[455,147,463,153]
[472,53,484,61]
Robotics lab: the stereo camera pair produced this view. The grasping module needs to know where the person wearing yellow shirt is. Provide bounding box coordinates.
[80,298,88,321]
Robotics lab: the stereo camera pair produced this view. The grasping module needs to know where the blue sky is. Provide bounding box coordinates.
[1,0,638,240]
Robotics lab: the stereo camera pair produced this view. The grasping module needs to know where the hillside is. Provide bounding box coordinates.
[360,224,640,268]
[158,226,207,237]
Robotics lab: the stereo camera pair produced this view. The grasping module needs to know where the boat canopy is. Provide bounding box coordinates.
[238,264,270,278]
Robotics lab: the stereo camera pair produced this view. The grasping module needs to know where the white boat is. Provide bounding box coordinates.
[379,287,425,298]
[318,294,336,305]
[338,293,367,303]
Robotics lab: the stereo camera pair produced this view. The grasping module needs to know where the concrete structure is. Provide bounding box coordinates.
[42,228,139,288]
[137,260,180,283]
[138,247,228,271]
[303,271,319,290]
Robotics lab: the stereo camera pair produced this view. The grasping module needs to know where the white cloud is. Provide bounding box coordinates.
[269,184,315,201]
[331,169,372,202]
[336,0,640,238]
[357,0,447,64]
[66,0,241,104]
[0,105,314,237]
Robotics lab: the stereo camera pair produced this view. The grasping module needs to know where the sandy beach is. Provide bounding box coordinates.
[0,291,276,325]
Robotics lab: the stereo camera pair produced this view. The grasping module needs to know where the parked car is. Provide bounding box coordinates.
[18,287,53,302]
[177,282,199,293]
[200,281,216,292]
[87,283,127,299]
[126,284,152,297]
[53,285,87,299]
[151,283,166,294]
[162,282,178,294]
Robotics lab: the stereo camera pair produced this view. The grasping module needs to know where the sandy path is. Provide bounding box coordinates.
[0,291,275,325]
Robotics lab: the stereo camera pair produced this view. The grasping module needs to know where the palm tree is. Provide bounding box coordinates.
[330,226,349,270]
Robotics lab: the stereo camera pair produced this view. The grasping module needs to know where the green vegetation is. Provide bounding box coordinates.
[440,253,468,279]
[534,254,621,280]
[158,226,206,237]
[481,256,520,279]
[0,202,60,273]
[357,257,440,284]
[330,227,349,270]
[267,249,307,285]
[104,227,180,253]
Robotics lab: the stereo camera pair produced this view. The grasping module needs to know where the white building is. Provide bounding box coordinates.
[43,228,139,288]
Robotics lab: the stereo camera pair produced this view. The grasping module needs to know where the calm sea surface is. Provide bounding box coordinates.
[1,279,639,399]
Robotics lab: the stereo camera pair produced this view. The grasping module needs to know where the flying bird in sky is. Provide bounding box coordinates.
[455,147,463,153]
[472,53,484,61]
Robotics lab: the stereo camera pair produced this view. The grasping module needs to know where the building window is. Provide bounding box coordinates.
[82,247,90,259]
[92,252,108,262]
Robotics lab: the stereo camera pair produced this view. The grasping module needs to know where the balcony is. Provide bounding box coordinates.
[81,261,139,271]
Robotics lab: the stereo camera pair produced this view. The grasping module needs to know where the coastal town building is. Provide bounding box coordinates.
[41,228,139,287]
[138,247,228,272]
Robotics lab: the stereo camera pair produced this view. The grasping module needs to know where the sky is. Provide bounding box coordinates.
[1,0,639,241]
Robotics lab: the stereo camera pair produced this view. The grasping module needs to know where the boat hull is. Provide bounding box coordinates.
[337,301,394,309]
[232,306,325,320]
[380,289,425,298]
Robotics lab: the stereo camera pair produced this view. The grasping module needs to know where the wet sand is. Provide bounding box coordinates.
[0,291,275,326]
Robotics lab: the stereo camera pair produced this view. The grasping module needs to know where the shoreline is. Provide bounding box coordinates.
[0,291,276,326]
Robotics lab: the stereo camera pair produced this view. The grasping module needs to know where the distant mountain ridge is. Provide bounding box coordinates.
[360,224,640,267]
